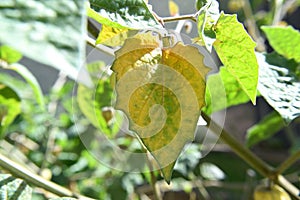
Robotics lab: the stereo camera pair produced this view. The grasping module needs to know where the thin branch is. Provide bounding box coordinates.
[146,153,162,200]
[241,0,266,51]
[277,175,300,199]
[276,150,300,175]
[0,153,94,200]
[201,113,273,178]
[85,35,115,56]
[161,14,196,23]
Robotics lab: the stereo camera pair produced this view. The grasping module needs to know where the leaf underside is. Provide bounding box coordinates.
[111,33,209,182]
[256,53,300,123]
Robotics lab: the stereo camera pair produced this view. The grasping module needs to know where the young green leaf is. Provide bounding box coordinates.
[0,45,22,65]
[262,26,300,62]
[197,0,220,52]
[111,33,210,183]
[203,67,250,114]
[256,53,300,123]
[246,111,285,147]
[0,174,32,200]
[0,0,91,86]
[213,13,259,104]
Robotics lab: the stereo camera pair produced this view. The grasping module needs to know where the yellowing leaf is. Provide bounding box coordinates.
[96,26,130,47]
[169,0,179,16]
[213,13,258,104]
[111,32,210,182]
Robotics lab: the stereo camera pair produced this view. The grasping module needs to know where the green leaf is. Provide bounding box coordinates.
[213,13,259,104]
[197,0,220,52]
[246,111,285,147]
[0,73,31,99]
[0,0,91,86]
[262,26,300,62]
[256,53,300,123]
[204,67,250,114]
[49,198,77,200]
[111,32,210,183]
[7,63,45,110]
[89,0,162,29]
[0,174,32,200]
[0,84,21,136]
[77,61,123,138]
[196,0,208,10]
[0,45,22,64]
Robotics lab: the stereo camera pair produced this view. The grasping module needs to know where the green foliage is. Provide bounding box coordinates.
[77,61,122,137]
[0,174,32,200]
[0,85,21,136]
[246,111,285,147]
[6,63,45,109]
[204,67,250,114]
[0,45,22,65]
[197,0,220,52]
[257,53,300,123]
[89,0,162,29]
[0,0,88,84]
[262,26,300,62]
[213,13,259,104]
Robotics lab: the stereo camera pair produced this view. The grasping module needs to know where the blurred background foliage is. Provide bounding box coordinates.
[0,0,300,199]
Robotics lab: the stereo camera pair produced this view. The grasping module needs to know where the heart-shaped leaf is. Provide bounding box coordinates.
[111,32,210,182]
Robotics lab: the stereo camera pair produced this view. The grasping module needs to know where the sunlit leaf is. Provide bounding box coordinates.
[89,0,162,29]
[0,0,91,86]
[256,53,300,123]
[204,67,250,114]
[0,174,32,200]
[197,0,220,52]
[77,61,123,138]
[246,111,285,147]
[262,26,300,62]
[0,45,22,65]
[111,32,210,182]
[213,13,258,104]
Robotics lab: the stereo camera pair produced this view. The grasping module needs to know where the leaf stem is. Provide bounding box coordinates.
[161,14,197,23]
[146,153,162,200]
[277,175,300,199]
[85,35,115,56]
[0,153,94,200]
[201,113,273,178]
[276,150,300,175]
[241,0,266,51]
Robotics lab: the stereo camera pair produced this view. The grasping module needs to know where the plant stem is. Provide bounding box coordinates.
[0,153,94,200]
[161,14,196,22]
[146,153,162,200]
[201,113,273,178]
[86,35,115,56]
[241,0,266,51]
[276,150,300,175]
[277,175,300,199]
